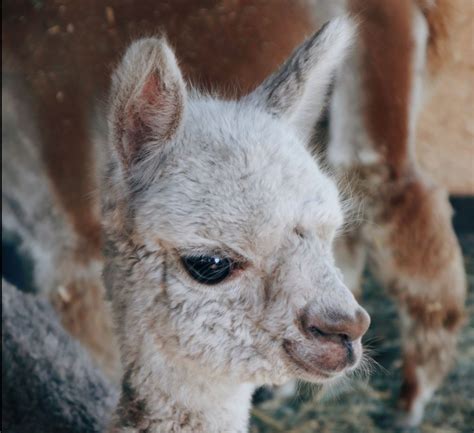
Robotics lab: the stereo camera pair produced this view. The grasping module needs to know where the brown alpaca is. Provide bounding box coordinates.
[324,0,466,425]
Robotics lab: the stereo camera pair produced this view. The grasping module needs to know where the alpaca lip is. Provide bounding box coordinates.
[282,339,354,379]
[285,352,334,379]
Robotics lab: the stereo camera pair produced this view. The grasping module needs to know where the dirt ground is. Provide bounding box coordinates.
[250,233,474,433]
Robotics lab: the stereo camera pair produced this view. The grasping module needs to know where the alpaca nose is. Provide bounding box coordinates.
[299,307,370,343]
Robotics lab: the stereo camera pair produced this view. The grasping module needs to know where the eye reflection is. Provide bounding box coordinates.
[181,255,234,285]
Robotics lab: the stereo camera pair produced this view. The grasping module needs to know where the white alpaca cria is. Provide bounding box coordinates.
[103,18,370,433]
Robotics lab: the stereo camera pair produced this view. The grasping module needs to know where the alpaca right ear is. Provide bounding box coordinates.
[109,38,186,172]
[245,17,355,143]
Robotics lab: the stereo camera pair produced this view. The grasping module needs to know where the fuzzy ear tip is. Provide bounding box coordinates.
[323,15,358,50]
[112,35,182,98]
[123,36,171,63]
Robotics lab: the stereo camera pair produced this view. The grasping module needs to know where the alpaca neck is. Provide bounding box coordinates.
[115,351,255,433]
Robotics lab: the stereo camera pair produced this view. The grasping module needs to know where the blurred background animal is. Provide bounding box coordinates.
[2,0,469,429]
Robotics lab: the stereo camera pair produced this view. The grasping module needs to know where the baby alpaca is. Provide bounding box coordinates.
[103,19,369,433]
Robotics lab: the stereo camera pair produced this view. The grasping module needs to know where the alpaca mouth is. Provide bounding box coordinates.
[282,339,360,381]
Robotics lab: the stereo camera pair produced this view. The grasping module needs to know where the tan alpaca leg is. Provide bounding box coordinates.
[324,0,463,425]
[396,310,459,426]
[365,176,466,426]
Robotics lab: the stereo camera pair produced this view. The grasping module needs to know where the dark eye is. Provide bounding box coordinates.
[181,255,234,285]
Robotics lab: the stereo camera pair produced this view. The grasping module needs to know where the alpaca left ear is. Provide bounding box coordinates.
[108,37,186,173]
[245,17,356,142]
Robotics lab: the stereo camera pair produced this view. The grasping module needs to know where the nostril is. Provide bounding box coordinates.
[307,326,329,338]
[341,335,355,364]
[340,333,350,342]
[307,326,351,344]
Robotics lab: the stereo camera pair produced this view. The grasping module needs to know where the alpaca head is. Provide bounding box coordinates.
[102,17,370,387]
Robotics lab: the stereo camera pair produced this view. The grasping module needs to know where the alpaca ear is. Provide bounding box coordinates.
[109,37,186,171]
[246,17,356,142]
